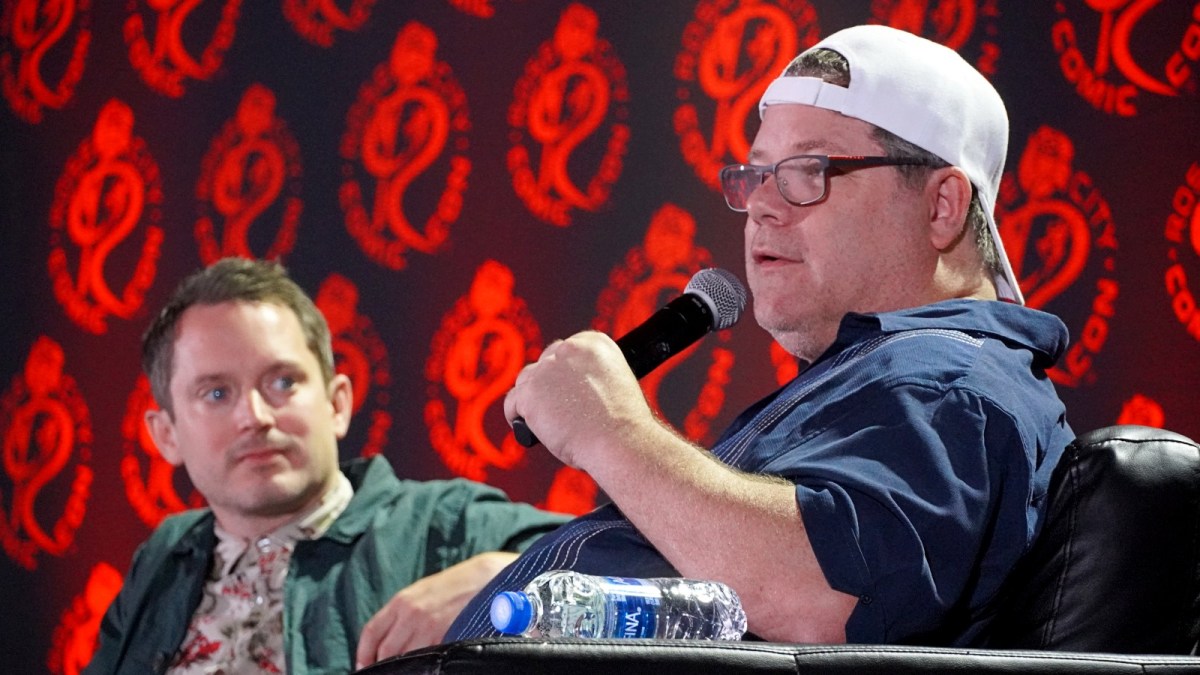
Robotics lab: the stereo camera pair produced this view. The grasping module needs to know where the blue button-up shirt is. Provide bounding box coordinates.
[447,299,1074,645]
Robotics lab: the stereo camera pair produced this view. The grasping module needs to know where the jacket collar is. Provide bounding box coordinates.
[320,456,399,544]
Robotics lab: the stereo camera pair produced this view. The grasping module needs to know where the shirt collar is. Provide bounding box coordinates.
[211,471,354,576]
[829,299,1069,369]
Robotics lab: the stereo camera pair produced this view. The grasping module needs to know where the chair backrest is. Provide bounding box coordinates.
[979,425,1200,654]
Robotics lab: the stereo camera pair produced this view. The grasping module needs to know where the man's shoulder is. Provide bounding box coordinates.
[336,456,523,537]
[378,475,515,513]
[346,455,506,505]
[351,461,566,535]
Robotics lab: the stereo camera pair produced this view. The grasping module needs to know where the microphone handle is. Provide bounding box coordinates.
[512,417,539,447]
[510,294,714,448]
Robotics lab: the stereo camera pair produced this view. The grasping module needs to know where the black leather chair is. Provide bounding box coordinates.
[360,425,1200,674]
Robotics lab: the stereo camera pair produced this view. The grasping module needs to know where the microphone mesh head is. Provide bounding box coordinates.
[686,268,747,330]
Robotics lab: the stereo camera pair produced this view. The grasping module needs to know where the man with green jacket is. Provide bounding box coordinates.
[86,258,566,674]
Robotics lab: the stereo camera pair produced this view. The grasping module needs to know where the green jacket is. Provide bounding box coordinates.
[85,456,568,674]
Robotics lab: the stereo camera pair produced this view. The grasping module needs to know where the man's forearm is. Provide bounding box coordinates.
[575,417,856,643]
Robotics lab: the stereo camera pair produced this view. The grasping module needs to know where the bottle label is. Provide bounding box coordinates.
[601,576,661,638]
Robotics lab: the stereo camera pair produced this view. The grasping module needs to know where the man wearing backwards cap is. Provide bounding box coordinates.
[447,25,1073,645]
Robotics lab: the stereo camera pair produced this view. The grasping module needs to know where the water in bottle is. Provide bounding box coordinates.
[489,570,747,640]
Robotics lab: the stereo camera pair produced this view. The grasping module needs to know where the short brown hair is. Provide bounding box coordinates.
[141,258,334,415]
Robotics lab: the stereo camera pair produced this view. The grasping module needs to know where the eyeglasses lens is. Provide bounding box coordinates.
[720,157,825,211]
[720,166,762,212]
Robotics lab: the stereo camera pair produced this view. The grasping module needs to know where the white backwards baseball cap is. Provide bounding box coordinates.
[758,25,1023,304]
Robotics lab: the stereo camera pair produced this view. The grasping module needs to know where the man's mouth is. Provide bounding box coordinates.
[232,443,289,464]
[752,248,792,265]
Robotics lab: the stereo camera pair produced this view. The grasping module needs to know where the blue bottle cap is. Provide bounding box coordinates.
[490,591,534,634]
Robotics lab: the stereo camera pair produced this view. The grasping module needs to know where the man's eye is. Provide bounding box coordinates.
[204,387,228,402]
[272,375,297,391]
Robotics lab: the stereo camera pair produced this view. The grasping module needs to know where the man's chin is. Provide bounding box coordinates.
[238,473,321,517]
[756,311,802,346]
[761,321,824,366]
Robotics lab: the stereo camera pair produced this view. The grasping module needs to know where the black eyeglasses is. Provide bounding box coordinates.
[718,154,942,212]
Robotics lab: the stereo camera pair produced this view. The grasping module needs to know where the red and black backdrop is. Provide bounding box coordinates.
[1,1,1198,672]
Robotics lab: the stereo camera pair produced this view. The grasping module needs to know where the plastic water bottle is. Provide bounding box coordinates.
[489,570,747,640]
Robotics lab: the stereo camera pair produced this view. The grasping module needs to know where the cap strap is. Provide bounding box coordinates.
[758,77,848,118]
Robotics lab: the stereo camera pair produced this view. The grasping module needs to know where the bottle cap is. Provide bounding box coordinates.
[490,591,534,634]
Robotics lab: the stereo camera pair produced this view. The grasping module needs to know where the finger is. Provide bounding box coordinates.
[374,624,423,662]
[355,604,398,668]
[504,383,519,424]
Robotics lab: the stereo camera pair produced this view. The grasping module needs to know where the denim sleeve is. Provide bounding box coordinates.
[769,383,1029,644]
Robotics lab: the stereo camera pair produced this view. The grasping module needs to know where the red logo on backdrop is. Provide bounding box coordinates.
[447,0,497,18]
[47,562,122,675]
[48,99,163,335]
[1163,161,1200,340]
[339,21,471,270]
[997,126,1120,387]
[674,0,819,190]
[540,465,598,517]
[0,0,91,123]
[425,261,542,481]
[283,0,374,47]
[508,2,630,226]
[315,273,393,458]
[1116,393,1165,427]
[120,376,202,528]
[1051,0,1199,116]
[593,203,735,444]
[0,337,92,570]
[195,83,303,265]
[123,0,240,98]
[770,340,799,386]
[870,0,1001,76]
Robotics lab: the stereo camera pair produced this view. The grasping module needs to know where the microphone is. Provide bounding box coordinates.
[511,268,748,448]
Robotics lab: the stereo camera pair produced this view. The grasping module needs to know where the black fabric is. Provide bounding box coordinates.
[978,425,1200,653]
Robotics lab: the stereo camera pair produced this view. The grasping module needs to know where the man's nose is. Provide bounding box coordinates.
[235,387,274,430]
[746,173,787,224]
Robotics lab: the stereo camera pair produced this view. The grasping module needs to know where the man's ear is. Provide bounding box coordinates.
[927,166,973,251]
[328,373,353,440]
[144,408,183,466]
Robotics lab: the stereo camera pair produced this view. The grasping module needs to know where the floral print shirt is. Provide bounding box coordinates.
[167,474,353,674]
